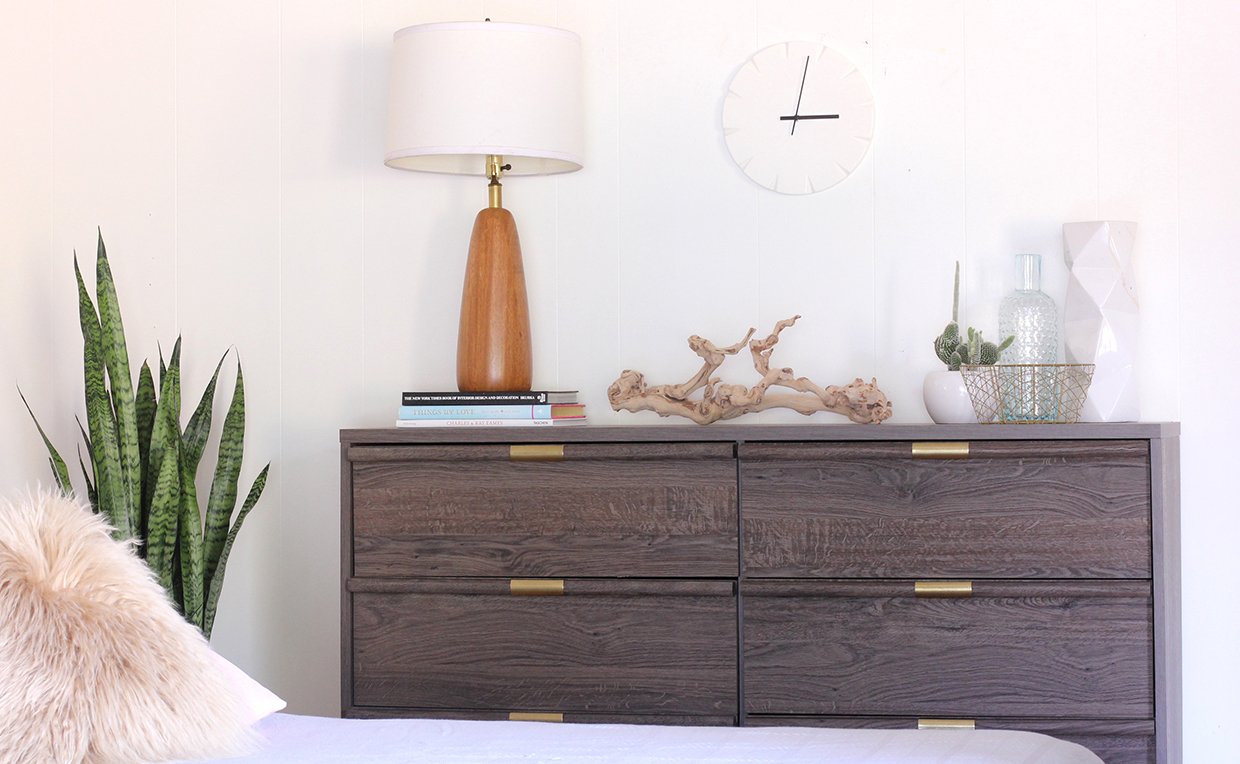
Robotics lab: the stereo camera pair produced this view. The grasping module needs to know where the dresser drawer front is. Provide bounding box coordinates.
[741,440,1151,578]
[744,716,1154,764]
[352,580,737,715]
[743,580,1153,718]
[350,442,737,577]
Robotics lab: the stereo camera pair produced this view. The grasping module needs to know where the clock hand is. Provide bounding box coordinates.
[789,55,810,135]
[779,114,839,121]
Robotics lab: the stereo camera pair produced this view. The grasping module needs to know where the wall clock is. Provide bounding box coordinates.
[722,41,875,195]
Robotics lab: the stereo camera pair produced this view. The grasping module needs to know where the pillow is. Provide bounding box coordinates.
[0,491,254,764]
[208,649,287,725]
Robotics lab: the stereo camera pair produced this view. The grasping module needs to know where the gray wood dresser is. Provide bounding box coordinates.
[340,423,1180,764]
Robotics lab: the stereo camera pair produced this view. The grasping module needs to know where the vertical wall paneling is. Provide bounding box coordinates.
[615,0,759,423]
[1176,1,1240,761]
[50,0,178,427]
[962,0,1099,344]
[0,4,54,488]
[752,1,878,425]
[277,0,367,716]
[361,0,482,424]
[557,0,623,419]
[872,0,966,423]
[175,0,284,693]
[1096,0,1180,423]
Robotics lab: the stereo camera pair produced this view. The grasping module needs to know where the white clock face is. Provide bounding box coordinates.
[722,42,875,195]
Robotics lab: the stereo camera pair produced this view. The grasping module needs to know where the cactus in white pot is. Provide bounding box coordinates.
[924,262,1012,423]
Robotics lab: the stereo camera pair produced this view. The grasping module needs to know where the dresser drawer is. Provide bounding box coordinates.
[350,578,737,716]
[742,580,1153,718]
[741,440,1151,578]
[349,442,737,577]
[744,716,1154,764]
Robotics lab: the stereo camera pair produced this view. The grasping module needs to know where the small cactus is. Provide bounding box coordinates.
[933,262,1014,370]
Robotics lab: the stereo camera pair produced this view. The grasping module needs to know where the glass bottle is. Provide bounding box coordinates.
[998,253,1058,363]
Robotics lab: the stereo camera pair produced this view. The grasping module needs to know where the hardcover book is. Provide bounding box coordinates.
[401,390,578,406]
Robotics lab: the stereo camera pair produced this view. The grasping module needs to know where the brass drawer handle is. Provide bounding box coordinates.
[918,718,975,730]
[915,581,973,598]
[911,442,970,459]
[510,445,564,461]
[509,712,563,722]
[510,579,565,596]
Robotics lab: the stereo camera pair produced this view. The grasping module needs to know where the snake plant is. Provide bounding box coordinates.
[22,232,268,640]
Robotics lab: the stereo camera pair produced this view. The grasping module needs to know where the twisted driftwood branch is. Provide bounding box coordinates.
[607,316,892,425]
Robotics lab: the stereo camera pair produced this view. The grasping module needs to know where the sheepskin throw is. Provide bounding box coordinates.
[0,491,253,764]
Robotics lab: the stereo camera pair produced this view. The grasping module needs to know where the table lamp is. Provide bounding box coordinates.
[385,20,584,392]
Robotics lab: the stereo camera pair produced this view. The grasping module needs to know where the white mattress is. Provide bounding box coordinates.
[186,714,1105,764]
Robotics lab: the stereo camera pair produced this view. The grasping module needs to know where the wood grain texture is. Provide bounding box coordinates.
[346,708,736,726]
[351,447,737,578]
[457,207,531,392]
[340,422,1179,446]
[1150,434,1181,764]
[743,582,1153,718]
[743,716,1154,764]
[741,440,1152,578]
[351,588,737,715]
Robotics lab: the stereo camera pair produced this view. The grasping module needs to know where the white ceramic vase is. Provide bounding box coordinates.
[923,370,977,424]
[1062,221,1139,422]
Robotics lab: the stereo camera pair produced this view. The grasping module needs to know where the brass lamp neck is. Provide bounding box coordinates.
[486,154,509,209]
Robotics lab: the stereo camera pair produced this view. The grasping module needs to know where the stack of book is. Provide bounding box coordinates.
[396,390,585,427]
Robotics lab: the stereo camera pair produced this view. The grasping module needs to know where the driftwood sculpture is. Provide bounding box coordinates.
[608,316,892,425]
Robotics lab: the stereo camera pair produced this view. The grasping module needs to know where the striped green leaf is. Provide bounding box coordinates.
[203,463,268,639]
[177,437,205,630]
[19,388,73,496]
[203,360,246,587]
[95,234,141,539]
[145,442,181,593]
[183,351,226,479]
[76,446,98,511]
[144,338,182,519]
[135,362,156,541]
[76,256,129,538]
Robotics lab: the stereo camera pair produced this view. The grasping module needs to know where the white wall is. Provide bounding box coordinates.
[0,0,1234,758]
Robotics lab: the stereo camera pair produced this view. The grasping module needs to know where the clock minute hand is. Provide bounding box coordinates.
[789,55,810,135]
[779,114,840,121]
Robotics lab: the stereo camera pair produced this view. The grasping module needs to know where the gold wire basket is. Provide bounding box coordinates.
[960,364,1095,424]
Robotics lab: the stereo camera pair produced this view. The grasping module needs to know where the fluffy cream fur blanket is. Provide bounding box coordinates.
[0,491,252,764]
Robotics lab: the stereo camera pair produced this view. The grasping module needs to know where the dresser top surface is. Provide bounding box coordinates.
[341,422,1179,445]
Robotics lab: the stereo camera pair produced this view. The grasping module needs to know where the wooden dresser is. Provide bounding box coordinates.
[340,424,1180,764]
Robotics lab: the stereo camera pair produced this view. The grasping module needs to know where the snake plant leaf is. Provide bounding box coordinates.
[19,388,73,495]
[74,418,98,512]
[76,256,130,538]
[203,360,246,586]
[76,445,98,511]
[95,235,142,540]
[183,350,227,479]
[145,442,181,593]
[144,338,182,518]
[203,463,268,639]
[135,362,156,540]
[177,438,206,630]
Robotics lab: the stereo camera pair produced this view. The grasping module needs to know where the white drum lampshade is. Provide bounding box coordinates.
[384,21,584,392]
[385,21,584,175]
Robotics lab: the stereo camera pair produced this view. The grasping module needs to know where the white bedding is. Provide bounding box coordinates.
[184,714,1104,764]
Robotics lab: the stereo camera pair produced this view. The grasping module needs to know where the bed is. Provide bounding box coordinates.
[180,713,1105,764]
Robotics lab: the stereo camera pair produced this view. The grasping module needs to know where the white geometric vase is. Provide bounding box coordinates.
[1062,221,1139,422]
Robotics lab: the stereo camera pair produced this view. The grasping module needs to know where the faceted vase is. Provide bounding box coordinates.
[1063,221,1139,422]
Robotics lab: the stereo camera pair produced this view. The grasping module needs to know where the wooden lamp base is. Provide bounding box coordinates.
[456,206,532,392]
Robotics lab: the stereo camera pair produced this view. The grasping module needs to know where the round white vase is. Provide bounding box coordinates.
[923,370,977,424]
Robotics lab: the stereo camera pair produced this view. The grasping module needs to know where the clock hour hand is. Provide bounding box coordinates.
[779,114,840,121]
